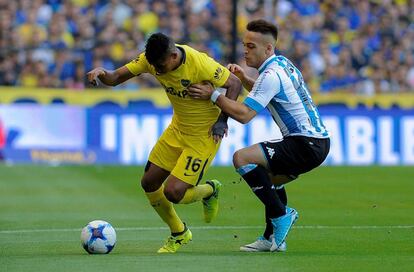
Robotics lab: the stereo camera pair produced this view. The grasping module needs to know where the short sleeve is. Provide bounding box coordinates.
[197,52,230,87]
[243,69,280,113]
[125,52,149,75]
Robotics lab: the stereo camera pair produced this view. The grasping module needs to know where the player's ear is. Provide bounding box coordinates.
[171,51,179,60]
[266,43,274,54]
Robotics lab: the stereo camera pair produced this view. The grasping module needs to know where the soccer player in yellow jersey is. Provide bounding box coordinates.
[87,33,242,253]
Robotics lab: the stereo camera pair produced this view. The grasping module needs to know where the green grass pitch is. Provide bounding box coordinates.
[1,165,413,272]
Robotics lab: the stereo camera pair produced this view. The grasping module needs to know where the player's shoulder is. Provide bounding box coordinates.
[127,52,148,66]
[177,44,198,54]
[178,44,204,61]
[255,66,281,90]
[128,51,148,65]
[274,55,300,72]
[125,51,152,75]
[179,44,216,73]
[264,57,289,80]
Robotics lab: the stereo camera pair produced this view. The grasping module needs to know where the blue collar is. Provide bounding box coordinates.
[258,55,277,74]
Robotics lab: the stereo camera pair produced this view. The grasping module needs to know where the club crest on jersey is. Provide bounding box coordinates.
[180,79,191,87]
[214,67,224,80]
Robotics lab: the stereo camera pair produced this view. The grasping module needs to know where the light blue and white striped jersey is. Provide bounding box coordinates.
[243,54,329,138]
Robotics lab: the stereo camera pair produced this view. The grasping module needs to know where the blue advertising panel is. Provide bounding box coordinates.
[1,104,414,165]
[320,106,414,165]
[86,105,414,166]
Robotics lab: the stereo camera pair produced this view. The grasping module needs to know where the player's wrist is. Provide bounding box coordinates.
[210,90,222,104]
[98,69,107,77]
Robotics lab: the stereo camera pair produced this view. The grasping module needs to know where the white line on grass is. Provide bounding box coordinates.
[0,225,413,234]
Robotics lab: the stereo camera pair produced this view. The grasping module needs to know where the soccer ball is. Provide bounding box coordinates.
[81,220,116,254]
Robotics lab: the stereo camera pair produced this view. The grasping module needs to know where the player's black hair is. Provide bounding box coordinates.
[246,19,278,41]
[145,33,176,65]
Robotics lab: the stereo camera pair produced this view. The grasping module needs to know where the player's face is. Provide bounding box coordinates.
[243,31,272,69]
[153,53,177,74]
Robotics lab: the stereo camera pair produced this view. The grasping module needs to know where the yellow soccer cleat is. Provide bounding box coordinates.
[157,227,192,253]
[202,179,222,223]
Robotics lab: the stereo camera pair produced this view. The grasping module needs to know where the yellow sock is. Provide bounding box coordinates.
[145,185,184,233]
[179,184,213,204]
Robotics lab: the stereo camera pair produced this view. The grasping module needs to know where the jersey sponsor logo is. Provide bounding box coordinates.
[180,79,191,87]
[165,87,188,98]
[214,67,224,80]
[266,147,275,159]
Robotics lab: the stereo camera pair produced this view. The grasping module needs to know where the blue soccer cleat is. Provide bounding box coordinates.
[270,207,298,251]
[286,206,299,225]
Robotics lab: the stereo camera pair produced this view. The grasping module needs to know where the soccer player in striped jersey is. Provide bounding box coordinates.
[87,33,242,253]
[188,19,330,252]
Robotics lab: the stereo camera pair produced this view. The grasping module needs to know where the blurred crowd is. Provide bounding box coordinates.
[0,0,413,94]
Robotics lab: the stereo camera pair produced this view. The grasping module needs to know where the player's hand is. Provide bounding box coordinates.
[227,64,245,80]
[209,120,228,143]
[188,82,214,100]
[86,68,106,86]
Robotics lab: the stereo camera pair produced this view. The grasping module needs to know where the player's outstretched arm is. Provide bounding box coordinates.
[86,66,135,87]
[188,83,256,124]
[227,64,255,91]
[210,73,241,142]
[221,72,242,101]
[214,94,257,124]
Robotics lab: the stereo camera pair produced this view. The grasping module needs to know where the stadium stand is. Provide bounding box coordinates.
[0,0,413,94]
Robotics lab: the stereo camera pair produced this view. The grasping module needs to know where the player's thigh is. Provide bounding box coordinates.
[148,126,182,173]
[261,136,325,177]
[264,137,330,185]
[233,144,269,169]
[259,138,304,176]
[171,135,219,186]
[141,161,170,192]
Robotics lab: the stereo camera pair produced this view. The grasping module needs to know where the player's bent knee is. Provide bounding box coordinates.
[233,150,248,168]
[140,178,159,193]
[163,186,184,204]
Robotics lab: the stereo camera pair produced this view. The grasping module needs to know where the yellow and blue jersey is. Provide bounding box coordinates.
[125,45,230,136]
